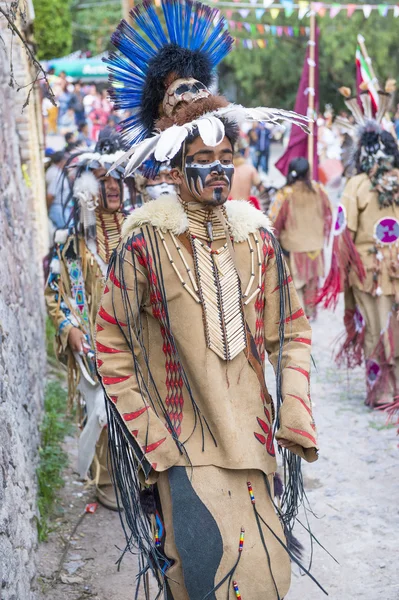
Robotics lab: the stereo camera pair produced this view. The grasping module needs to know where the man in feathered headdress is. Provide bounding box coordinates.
[45,128,126,510]
[318,81,399,409]
[95,2,320,597]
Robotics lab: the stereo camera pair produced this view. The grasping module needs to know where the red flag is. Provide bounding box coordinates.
[276,29,319,180]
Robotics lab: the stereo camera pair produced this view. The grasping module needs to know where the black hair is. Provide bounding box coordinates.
[77,121,87,132]
[287,156,313,190]
[65,132,75,143]
[170,118,239,169]
[51,150,65,164]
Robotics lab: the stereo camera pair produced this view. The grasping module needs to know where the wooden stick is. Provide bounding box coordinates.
[307,5,316,179]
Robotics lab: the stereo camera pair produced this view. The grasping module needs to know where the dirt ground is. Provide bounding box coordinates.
[37,298,398,600]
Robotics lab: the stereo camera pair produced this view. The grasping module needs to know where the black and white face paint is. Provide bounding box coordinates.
[146,182,177,200]
[184,158,234,204]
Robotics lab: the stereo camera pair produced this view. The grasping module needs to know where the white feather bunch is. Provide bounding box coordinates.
[74,172,99,236]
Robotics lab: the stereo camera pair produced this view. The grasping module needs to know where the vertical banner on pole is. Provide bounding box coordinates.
[276,9,319,180]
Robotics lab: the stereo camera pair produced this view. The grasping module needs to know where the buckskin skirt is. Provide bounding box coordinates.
[155,465,291,600]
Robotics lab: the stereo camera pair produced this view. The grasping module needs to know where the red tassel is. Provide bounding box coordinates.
[334,308,365,369]
[317,228,366,310]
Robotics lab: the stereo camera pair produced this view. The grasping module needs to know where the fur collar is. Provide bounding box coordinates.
[122,195,272,242]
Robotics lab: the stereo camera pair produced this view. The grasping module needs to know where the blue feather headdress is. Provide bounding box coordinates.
[105,0,311,177]
[104,0,233,146]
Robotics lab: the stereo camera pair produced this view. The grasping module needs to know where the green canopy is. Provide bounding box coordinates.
[48,55,108,81]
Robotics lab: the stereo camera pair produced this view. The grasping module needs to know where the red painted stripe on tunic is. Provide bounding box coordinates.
[254,432,266,445]
[272,275,293,293]
[131,429,138,437]
[284,308,305,323]
[96,324,104,332]
[109,396,118,404]
[97,359,103,368]
[98,305,126,326]
[292,337,311,345]
[103,285,110,294]
[286,393,312,416]
[102,375,131,385]
[123,406,149,421]
[143,437,166,454]
[287,365,310,380]
[109,268,124,289]
[286,427,317,446]
[96,341,125,354]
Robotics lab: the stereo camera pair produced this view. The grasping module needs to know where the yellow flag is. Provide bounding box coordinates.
[270,8,280,19]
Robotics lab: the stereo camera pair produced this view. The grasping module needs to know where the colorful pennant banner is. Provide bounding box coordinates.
[229,20,310,35]
[212,2,399,19]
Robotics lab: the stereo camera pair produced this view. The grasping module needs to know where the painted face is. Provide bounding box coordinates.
[146,172,176,200]
[184,159,234,205]
[179,137,235,206]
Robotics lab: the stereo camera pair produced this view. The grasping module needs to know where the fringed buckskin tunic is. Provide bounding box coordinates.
[95,196,318,600]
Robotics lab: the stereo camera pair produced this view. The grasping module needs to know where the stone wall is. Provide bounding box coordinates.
[0,5,47,599]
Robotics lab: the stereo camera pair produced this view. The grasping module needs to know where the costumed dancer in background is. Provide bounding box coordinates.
[269,157,332,319]
[230,141,271,211]
[95,2,322,598]
[45,128,126,510]
[134,161,177,204]
[318,82,399,408]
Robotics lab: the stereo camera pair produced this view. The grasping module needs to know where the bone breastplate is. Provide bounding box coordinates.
[186,204,247,361]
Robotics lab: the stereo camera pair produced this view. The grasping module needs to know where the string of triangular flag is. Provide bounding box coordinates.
[229,21,310,36]
[203,1,399,20]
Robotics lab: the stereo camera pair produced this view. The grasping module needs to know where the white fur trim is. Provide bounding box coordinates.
[122,194,188,238]
[98,150,126,166]
[122,195,272,242]
[54,229,69,244]
[225,200,272,242]
[49,257,60,274]
[73,171,99,197]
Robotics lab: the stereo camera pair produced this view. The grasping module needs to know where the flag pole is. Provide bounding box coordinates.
[307,4,316,179]
[122,0,135,20]
[357,34,380,91]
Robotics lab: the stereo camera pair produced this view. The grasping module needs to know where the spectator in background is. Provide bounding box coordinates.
[101,89,113,117]
[59,108,77,135]
[255,122,271,174]
[89,99,108,142]
[83,84,97,117]
[65,131,78,153]
[76,121,92,148]
[57,81,72,126]
[42,92,58,135]
[247,122,258,166]
[395,107,399,139]
[46,151,72,229]
[70,81,86,125]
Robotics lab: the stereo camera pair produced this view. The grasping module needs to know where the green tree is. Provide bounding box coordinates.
[220,3,399,113]
[33,0,73,59]
[71,0,122,55]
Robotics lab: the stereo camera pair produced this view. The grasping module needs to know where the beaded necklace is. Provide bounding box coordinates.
[95,210,124,264]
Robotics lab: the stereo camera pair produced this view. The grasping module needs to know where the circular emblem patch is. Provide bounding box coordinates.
[334,204,347,236]
[366,359,381,388]
[374,217,399,245]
